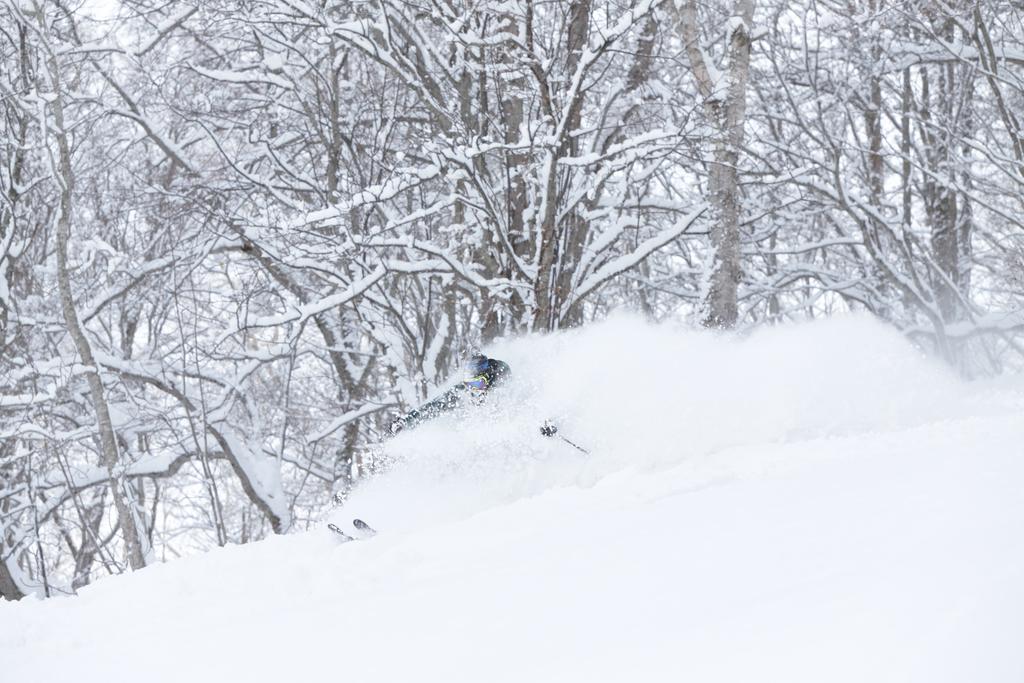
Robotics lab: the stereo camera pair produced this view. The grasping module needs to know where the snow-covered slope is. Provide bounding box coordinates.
[3,316,1023,682]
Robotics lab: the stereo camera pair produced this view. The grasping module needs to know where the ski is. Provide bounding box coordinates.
[353,518,377,536]
[327,523,356,542]
[328,519,377,542]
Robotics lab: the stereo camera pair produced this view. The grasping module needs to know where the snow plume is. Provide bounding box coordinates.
[339,313,972,532]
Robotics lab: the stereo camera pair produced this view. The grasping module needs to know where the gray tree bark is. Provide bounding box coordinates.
[675,0,756,329]
[0,561,23,600]
[532,0,593,332]
[0,481,26,600]
[44,37,148,571]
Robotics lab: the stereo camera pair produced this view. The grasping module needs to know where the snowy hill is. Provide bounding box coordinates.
[3,316,1023,682]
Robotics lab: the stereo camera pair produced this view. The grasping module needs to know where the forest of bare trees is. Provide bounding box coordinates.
[2,0,1022,599]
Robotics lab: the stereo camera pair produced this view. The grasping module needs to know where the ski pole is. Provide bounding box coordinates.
[541,422,590,455]
[558,434,590,455]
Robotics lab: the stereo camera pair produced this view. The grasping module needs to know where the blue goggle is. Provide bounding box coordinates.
[465,375,489,391]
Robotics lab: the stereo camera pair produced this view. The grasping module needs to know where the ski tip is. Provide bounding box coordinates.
[352,518,377,534]
[327,523,355,541]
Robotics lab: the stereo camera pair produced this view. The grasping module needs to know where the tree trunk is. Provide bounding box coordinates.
[0,554,24,601]
[0,484,26,600]
[552,0,594,329]
[532,0,593,332]
[45,43,148,571]
[676,0,756,329]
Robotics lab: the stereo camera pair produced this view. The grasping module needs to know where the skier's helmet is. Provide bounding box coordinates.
[467,353,489,376]
[464,354,510,391]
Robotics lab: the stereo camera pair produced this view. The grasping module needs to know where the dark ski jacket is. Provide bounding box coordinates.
[389,358,510,435]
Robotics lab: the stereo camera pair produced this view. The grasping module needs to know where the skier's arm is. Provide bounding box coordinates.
[389,385,466,435]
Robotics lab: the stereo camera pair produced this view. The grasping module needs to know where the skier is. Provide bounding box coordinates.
[388,353,511,435]
[331,354,518,541]
[387,352,587,453]
[329,353,583,542]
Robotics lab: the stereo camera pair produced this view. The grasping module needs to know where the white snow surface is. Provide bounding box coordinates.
[3,315,1024,682]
